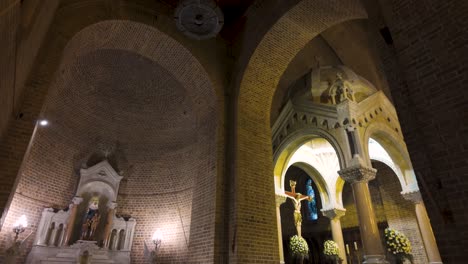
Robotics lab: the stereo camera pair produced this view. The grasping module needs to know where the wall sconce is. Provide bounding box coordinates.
[152,229,162,251]
[13,215,27,240]
[145,229,163,263]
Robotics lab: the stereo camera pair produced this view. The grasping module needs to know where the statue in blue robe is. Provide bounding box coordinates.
[306,179,318,221]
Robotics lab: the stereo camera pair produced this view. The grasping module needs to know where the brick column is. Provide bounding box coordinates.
[275,194,287,264]
[339,157,387,264]
[103,202,117,248]
[63,197,83,245]
[322,208,347,264]
[402,191,443,264]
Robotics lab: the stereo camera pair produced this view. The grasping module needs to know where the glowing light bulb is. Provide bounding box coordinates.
[15,215,28,228]
[152,228,162,243]
[39,119,48,126]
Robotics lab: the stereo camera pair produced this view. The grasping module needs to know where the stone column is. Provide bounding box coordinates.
[322,208,347,264]
[339,157,387,264]
[402,191,443,264]
[103,202,117,248]
[275,194,287,264]
[63,197,83,245]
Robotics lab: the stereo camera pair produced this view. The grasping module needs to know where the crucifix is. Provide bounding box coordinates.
[285,180,312,237]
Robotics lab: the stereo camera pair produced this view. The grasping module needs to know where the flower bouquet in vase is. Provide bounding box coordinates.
[290,235,309,264]
[323,240,342,264]
[384,228,414,264]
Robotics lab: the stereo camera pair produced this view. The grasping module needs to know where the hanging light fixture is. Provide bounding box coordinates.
[174,0,224,40]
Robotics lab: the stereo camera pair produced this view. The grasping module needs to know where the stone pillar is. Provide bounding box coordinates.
[275,194,287,264]
[103,202,117,248]
[322,208,347,264]
[339,157,387,264]
[402,191,443,264]
[50,227,58,246]
[63,197,83,245]
[113,231,120,250]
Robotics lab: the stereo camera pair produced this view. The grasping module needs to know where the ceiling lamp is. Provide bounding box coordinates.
[175,0,224,40]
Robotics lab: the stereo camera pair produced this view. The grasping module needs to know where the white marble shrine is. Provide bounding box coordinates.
[26,160,136,264]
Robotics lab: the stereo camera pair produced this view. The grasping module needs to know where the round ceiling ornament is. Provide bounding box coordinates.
[174,0,224,40]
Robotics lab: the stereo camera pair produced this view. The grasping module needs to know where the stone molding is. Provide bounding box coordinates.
[401,190,423,204]
[321,208,346,220]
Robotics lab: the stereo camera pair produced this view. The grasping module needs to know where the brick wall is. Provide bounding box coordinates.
[0,0,59,226]
[0,0,58,141]
[373,162,426,264]
[372,1,468,262]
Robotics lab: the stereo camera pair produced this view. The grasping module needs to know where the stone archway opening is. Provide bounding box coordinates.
[275,137,346,264]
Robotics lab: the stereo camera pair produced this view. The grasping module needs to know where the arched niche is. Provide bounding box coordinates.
[363,122,419,192]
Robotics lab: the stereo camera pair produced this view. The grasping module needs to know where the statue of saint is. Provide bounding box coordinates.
[80,196,101,240]
[285,180,312,237]
[306,179,318,221]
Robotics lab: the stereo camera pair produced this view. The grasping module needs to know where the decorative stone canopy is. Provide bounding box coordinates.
[271,66,402,155]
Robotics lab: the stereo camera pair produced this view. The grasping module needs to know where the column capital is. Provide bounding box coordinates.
[107,201,118,209]
[339,161,376,183]
[321,208,346,220]
[402,190,423,204]
[68,196,83,208]
[275,194,287,206]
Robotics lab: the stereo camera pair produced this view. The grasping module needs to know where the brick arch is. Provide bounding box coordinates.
[233,0,367,261]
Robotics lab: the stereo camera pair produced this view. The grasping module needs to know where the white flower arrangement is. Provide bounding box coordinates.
[289,235,309,258]
[323,240,339,256]
[384,228,413,263]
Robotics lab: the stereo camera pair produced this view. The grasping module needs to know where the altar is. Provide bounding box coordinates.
[26,160,136,264]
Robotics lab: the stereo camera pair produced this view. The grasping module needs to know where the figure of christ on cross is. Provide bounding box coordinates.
[285,180,312,237]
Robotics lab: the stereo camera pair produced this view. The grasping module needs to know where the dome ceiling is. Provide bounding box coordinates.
[48,49,198,159]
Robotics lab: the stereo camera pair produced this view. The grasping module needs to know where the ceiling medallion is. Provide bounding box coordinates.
[175,0,224,40]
